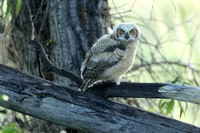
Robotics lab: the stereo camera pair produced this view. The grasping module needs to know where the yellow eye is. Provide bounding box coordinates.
[129,29,134,35]
[120,30,125,34]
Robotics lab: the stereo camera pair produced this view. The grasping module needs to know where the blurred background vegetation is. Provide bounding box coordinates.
[108,0,200,127]
[0,0,200,132]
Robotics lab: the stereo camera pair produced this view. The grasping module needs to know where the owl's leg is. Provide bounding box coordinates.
[115,76,131,85]
[115,76,122,85]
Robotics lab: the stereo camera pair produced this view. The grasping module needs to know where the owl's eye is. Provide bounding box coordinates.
[120,30,125,34]
[129,29,135,35]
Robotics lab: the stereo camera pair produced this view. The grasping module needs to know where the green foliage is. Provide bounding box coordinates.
[46,39,56,46]
[177,100,188,118]
[15,0,22,16]
[0,94,9,101]
[0,95,4,101]
[158,75,191,118]
[159,99,174,115]
[148,107,154,112]
[1,123,21,133]
[166,99,175,115]
[158,99,188,118]
[5,0,11,18]
[171,76,182,84]
[0,0,5,10]
[0,0,22,19]
[171,75,193,85]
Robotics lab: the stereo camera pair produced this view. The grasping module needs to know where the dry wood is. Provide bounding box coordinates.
[0,64,199,133]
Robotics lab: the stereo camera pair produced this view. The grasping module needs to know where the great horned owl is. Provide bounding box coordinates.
[80,22,141,92]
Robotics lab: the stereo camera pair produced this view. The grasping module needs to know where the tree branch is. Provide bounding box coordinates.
[88,82,200,104]
[0,64,199,132]
[29,40,200,104]
[29,40,83,85]
[132,60,200,73]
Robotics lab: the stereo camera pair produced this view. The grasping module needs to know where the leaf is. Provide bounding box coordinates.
[183,81,190,85]
[159,100,166,109]
[178,101,184,118]
[46,39,56,46]
[177,101,188,118]
[184,102,188,112]
[171,76,182,84]
[183,80,193,86]
[158,100,163,110]
[5,0,11,18]
[160,101,166,110]
[15,0,22,15]
[148,107,154,112]
[1,123,21,133]
[166,100,174,114]
[0,0,5,9]
[179,107,184,118]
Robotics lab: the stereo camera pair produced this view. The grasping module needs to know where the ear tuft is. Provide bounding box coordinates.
[107,27,113,34]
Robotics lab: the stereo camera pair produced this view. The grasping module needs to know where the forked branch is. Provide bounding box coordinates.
[29,40,200,104]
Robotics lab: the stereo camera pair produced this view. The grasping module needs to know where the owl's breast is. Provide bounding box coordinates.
[100,42,138,80]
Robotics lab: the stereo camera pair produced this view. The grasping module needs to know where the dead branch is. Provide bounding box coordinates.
[0,64,199,133]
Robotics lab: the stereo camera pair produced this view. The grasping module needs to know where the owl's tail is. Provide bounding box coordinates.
[79,79,95,92]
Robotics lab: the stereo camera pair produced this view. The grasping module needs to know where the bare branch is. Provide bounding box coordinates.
[132,61,200,73]
[29,40,83,85]
[88,82,200,104]
[25,0,35,41]
[28,41,200,104]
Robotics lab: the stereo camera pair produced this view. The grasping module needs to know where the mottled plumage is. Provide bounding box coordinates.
[80,22,141,92]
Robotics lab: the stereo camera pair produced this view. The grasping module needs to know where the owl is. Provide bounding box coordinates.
[80,22,141,92]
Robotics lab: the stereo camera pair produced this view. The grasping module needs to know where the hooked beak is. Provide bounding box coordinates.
[125,33,129,39]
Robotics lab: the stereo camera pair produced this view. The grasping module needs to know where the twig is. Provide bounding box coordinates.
[29,40,83,85]
[25,0,35,40]
[131,61,200,73]
[110,0,136,16]
[26,1,82,85]
[26,0,46,78]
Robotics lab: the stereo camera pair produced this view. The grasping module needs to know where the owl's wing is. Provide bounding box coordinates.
[81,44,125,80]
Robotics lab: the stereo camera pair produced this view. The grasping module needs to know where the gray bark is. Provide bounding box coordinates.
[9,0,110,132]
[0,64,200,133]
[48,0,110,85]
[11,0,50,74]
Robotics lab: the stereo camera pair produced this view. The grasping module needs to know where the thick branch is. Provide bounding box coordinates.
[0,64,199,132]
[88,82,200,104]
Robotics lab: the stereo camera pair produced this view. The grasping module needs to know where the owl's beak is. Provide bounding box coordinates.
[125,33,129,39]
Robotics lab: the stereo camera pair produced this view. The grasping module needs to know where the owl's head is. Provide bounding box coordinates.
[112,22,141,43]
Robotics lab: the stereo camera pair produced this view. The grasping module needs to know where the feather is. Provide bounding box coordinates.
[80,22,141,92]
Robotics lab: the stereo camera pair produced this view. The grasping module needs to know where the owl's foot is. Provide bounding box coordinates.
[115,79,131,85]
